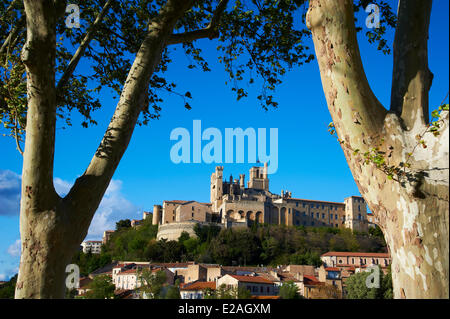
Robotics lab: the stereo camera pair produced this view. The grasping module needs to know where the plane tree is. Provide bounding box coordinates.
[1,0,447,299]
[306,0,448,298]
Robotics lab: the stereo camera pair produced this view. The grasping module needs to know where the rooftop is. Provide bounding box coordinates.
[180,281,216,291]
[228,274,274,284]
[321,251,390,258]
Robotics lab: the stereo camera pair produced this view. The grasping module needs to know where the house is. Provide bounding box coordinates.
[318,265,343,297]
[176,264,208,283]
[131,219,143,228]
[81,240,102,254]
[320,251,391,269]
[303,275,325,299]
[113,264,174,290]
[217,274,276,297]
[77,277,93,296]
[180,281,216,299]
[102,230,115,245]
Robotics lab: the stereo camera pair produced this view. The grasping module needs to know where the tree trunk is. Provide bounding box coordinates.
[16,0,194,298]
[307,0,449,298]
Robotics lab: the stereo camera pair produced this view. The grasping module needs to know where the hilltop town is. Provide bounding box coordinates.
[74,165,390,299]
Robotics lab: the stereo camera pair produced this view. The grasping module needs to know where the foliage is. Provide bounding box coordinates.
[165,279,181,299]
[0,0,396,151]
[0,274,17,299]
[102,223,387,267]
[138,269,167,299]
[105,218,158,261]
[71,250,112,277]
[116,219,132,231]
[278,280,301,299]
[368,225,384,238]
[345,265,393,299]
[85,274,116,299]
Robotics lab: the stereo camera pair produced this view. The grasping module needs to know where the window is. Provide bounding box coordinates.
[330,214,333,220]
[316,204,320,208]
[322,213,325,219]
[296,202,298,207]
[260,286,263,293]
[322,205,324,209]
[316,213,319,218]
[335,214,338,219]
[335,224,338,227]
[302,203,305,208]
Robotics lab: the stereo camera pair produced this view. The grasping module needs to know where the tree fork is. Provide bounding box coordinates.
[307,0,449,298]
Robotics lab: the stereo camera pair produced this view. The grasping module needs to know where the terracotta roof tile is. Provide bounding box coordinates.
[180,281,216,291]
[229,275,274,284]
[251,295,280,299]
[321,251,390,258]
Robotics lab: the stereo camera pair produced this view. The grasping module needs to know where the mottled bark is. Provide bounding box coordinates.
[307,0,448,298]
[16,0,195,298]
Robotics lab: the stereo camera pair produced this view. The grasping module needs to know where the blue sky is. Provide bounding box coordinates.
[0,1,448,281]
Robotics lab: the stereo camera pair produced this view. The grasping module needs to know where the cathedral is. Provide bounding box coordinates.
[152,165,369,240]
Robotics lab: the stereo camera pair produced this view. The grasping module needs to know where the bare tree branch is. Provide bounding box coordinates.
[166,0,229,45]
[0,0,20,23]
[0,15,25,55]
[56,0,113,96]
[14,114,24,156]
[390,0,433,129]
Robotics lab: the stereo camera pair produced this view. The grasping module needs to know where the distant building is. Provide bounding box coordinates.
[102,230,115,245]
[367,211,378,228]
[217,274,276,297]
[81,240,102,254]
[143,211,152,220]
[180,281,216,299]
[320,251,391,269]
[131,219,143,228]
[112,263,174,291]
[77,277,93,296]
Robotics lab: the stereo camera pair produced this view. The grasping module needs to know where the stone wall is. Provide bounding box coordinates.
[156,221,224,241]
